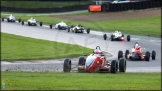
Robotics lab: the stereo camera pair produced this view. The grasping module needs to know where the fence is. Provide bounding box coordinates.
[101,0,161,12]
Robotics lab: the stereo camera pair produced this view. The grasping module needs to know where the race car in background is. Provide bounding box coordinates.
[118,42,156,61]
[103,30,130,41]
[1,14,21,23]
[63,46,126,73]
[68,24,90,34]
[21,18,43,26]
[55,21,68,30]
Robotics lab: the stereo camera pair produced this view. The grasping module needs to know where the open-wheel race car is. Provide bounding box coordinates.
[118,42,156,61]
[68,24,90,34]
[21,17,43,26]
[63,46,126,73]
[1,14,21,23]
[103,30,130,41]
[54,21,68,30]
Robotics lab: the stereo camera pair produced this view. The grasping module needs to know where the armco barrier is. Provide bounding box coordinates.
[1,4,89,13]
[100,0,161,12]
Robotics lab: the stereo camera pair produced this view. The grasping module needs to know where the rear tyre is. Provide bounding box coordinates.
[152,50,156,60]
[119,58,126,72]
[58,25,61,30]
[18,18,21,23]
[127,35,130,41]
[111,60,118,73]
[111,34,114,41]
[49,24,52,29]
[40,22,43,26]
[86,28,90,34]
[103,34,107,40]
[28,22,30,26]
[118,50,123,60]
[22,21,24,25]
[74,28,77,33]
[63,58,71,72]
[145,51,150,61]
[2,17,4,21]
[125,50,129,59]
[7,18,10,22]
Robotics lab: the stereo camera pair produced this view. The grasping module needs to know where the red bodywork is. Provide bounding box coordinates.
[78,54,111,73]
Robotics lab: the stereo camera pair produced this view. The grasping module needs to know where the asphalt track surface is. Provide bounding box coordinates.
[1,20,161,72]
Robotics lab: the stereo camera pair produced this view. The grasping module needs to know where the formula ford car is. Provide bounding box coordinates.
[1,14,21,23]
[68,24,90,34]
[54,21,68,30]
[103,30,130,41]
[118,42,156,61]
[21,18,43,26]
[63,46,126,73]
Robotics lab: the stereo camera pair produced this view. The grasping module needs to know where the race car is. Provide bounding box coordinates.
[68,24,90,34]
[21,18,43,26]
[54,21,68,30]
[103,30,130,41]
[63,46,126,73]
[118,42,156,61]
[7,14,16,22]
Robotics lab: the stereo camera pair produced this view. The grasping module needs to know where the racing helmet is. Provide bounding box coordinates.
[134,42,139,48]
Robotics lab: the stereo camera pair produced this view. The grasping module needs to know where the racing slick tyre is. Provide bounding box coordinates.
[68,27,70,32]
[40,22,43,26]
[151,50,156,60]
[119,58,126,72]
[63,58,71,72]
[145,51,150,61]
[78,56,86,66]
[49,24,52,29]
[7,18,10,22]
[18,18,21,23]
[58,25,61,30]
[103,34,107,40]
[2,17,4,21]
[22,21,24,25]
[111,60,118,73]
[86,28,90,34]
[74,28,77,33]
[111,34,114,41]
[28,22,31,26]
[125,50,129,59]
[122,34,124,37]
[127,35,130,41]
[118,50,123,60]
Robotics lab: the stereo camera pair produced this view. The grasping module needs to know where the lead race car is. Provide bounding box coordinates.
[63,46,126,73]
[54,21,68,30]
[118,42,156,61]
[103,30,130,41]
[68,24,90,34]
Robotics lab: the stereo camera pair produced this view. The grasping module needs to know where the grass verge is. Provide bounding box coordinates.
[1,71,161,90]
[1,14,161,37]
[1,33,93,61]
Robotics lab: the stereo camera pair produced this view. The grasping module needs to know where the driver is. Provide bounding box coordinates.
[132,42,142,54]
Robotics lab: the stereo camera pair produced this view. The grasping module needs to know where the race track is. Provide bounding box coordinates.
[1,20,161,72]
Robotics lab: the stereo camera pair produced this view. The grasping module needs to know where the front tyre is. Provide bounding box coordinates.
[152,50,156,60]
[86,28,90,34]
[125,50,129,59]
[119,58,126,72]
[127,35,130,41]
[118,50,123,60]
[111,60,118,74]
[103,34,107,40]
[145,51,150,61]
[63,58,71,72]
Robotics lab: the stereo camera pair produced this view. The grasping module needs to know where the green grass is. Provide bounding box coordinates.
[1,14,160,37]
[1,33,93,61]
[1,1,92,8]
[1,71,161,90]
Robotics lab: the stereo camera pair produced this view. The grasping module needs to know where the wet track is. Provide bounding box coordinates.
[1,20,161,72]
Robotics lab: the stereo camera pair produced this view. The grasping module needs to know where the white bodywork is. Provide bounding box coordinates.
[55,21,67,29]
[85,55,96,67]
[8,15,16,21]
[112,0,138,3]
[110,31,123,38]
[71,26,85,33]
[28,19,36,24]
